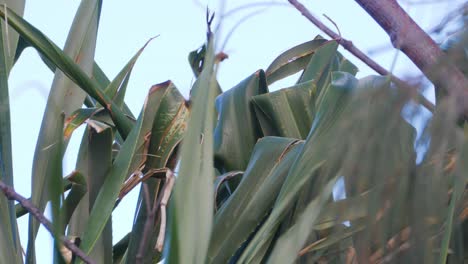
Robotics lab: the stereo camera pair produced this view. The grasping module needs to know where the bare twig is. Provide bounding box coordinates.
[429,2,467,34]
[354,0,468,115]
[0,180,95,264]
[219,8,267,52]
[221,2,289,20]
[287,0,435,112]
[155,170,175,252]
[134,168,175,264]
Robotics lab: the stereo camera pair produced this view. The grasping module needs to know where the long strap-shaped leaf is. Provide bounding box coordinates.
[76,81,175,262]
[266,177,337,264]
[0,2,24,263]
[0,6,133,137]
[208,137,303,263]
[238,72,356,263]
[166,37,217,264]
[125,84,189,263]
[24,1,101,262]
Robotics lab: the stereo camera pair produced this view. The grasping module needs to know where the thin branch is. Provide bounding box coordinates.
[354,0,468,115]
[221,2,289,19]
[287,0,435,112]
[429,2,467,34]
[0,180,95,264]
[219,8,267,53]
[135,169,175,263]
[155,170,175,252]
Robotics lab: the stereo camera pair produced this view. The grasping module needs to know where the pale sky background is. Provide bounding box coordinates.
[6,0,464,263]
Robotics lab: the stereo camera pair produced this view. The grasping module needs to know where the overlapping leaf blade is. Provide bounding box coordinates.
[214,70,267,174]
[208,137,302,263]
[267,178,337,264]
[60,172,87,232]
[238,72,357,263]
[125,83,189,264]
[265,36,327,85]
[86,127,114,263]
[0,1,24,262]
[0,5,133,137]
[166,38,217,264]
[77,81,176,260]
[252,81,316,139]
[24,1,101,262]
[49,114,64,263]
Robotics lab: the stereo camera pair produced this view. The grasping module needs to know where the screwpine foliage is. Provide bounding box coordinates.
[0,1,467,264]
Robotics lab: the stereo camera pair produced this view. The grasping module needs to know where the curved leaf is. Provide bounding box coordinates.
[252,80,316,139]
[25,1,102,262]
[298,40,339,91]
[86,126,114,263]
[207,137,302,263]
[0,5,133,137]
[60,172,87,232]
[238,72,357,263]
[267,178,337,264]
[266,36,327,85]
[77,81,176,260]
[63,108,101,140]
[214,70,267,174]
[166,38,217,264]
[125,84,189,264]
[214,171,243,211]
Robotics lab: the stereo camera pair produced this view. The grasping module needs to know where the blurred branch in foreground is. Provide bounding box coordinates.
[0,180,95,264]
[287,0,435,112]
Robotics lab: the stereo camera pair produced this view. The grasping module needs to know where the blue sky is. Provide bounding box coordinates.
[6,0,463,263]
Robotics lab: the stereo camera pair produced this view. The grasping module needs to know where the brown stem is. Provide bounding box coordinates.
[354,0,468,115]
[287,0,435,112]
[0,180,95,264]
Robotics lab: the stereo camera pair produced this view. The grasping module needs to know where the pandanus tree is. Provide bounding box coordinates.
[0,0,467,263]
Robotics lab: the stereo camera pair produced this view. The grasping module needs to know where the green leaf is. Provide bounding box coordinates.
[238,72,356,263]
[252,80,316,139]
[188,44,223,96]
[125,83,189,264]
[214,70,267,174]
[60,172,87,231]
[66,130,92,242]
[0,5,133,137]
[77,81,176,259]
[49,114,64,264]
[0,0,25,71]
[314,192,369,230]
[213,171,243,210]
[267,177,337,264]
[103,37,155,107]
[0,1,24,262]
[265,36,327,85]
[188,45,206,77]
[166,37,217,264]
[207,137,302,263]
[86,126,113,263]
[302,223,366,254]
[25,1,102,262]
[63,36,152,144]
[298,40,339,89]
[63,108,101,140]
[113,233,130,264]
